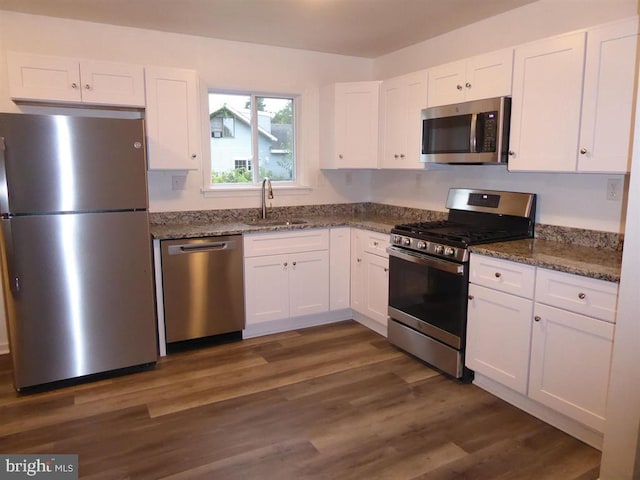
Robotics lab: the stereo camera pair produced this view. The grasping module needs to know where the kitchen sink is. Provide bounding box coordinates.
[242,218,308,227]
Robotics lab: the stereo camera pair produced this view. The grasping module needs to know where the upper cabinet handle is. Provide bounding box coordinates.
[580,148,588,155]
[578,292,586,300]
[465,82,472,88]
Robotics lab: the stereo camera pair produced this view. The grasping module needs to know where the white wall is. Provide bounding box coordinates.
[0,10,374,213]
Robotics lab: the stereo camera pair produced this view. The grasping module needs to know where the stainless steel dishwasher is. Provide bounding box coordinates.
[160,235,245,344]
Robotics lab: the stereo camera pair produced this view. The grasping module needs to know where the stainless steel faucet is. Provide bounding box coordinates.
[261,177,274,219]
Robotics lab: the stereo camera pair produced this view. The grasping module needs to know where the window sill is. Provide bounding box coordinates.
[201,184,313,198]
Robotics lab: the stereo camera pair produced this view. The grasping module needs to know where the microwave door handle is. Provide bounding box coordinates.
[469,113,478,153]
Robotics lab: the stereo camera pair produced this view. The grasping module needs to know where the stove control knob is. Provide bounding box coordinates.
[393,235,402,244]
[444,247,455,256]
[435,245,444,255]
[416,241,427,250]
[402,237,411,246]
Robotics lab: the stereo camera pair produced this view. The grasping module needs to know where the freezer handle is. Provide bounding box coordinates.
[167,241,234,255]
[0,137,9,215]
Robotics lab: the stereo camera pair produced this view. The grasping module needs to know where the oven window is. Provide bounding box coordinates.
[422,114,472,154]
[388,255,468,342]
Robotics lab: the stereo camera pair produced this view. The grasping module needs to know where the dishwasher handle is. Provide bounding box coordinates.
[167,240,235,255]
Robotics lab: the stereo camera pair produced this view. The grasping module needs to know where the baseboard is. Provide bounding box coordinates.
[242,309,353,339]
[474,373,604,450]
[352,311,387,337]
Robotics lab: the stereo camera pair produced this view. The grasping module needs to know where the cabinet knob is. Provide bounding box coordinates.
[534,316,541,322]
[283,262,288,267]
[292,261,297,266]
[373,241,378,246]
[384,267,389,273]
[456,84,463,90]
[338,154,343,159]
[191,153,197,159]
[508,151,515,156]
[357,258,362,263]
[71,83,78,89]
[84,83,91,90]
[579,147,588,155]
[400,154,405,158]
[465,82,472,88]
[494,272,502,278]
[578,292,586,300]
[394,154,399,159]
[468,295,474,300]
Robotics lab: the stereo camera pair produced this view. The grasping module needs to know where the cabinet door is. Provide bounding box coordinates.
[578,18,638,173]
[329,227,351,310]
[334,82,379,168]
[79,61,145,107]
[290,250,330,317]
[7,52,81,103]
[364,252,389,329]
[379,70,427,169]
[465,49,513,101]
[244,254,290,324]
[350,229,366,314]
[529,303,614,432]
[466,283,533,394]
[427,60,466,107]
[509,32,586,172]
[145,66,202,170]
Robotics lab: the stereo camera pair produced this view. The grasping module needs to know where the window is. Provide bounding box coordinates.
[209,92,296,186]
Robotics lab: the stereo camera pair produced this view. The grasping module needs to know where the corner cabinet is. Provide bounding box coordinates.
[427,49,513,107]
[320,81,380,169]
[243,229,330,328]
[351,229,389,336]
[145,66,202,170]
[467,253,619,442]
[7,52,145,107]
[379,70,428,169]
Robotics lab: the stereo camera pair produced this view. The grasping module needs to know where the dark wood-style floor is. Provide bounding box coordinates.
[0,320,600,479]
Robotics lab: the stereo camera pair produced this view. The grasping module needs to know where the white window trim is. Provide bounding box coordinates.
[203,90,304,194]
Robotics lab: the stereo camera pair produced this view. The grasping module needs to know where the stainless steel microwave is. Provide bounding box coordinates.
[420,96,511,165]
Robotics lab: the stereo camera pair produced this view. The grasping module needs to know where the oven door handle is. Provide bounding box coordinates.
[386,245,466,275]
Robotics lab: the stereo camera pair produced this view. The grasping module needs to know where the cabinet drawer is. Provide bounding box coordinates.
[244,229,329,257]
[362,230,389,257]
[470,254,535,298]
[535,268,618,323]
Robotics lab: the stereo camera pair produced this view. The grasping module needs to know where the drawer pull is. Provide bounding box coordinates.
[578,292,586,300]
[373,241,379,246]
[494,272,502,278]
[534,316,541,322]
[468,295,474,300]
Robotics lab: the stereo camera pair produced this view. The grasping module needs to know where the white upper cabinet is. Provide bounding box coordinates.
[379,70,428,169]
[321,81,380,169]
[7,52,145,107]
[145,66,202,170]
[508,32,586,172]
[427,49,513,107]
[578,18,639,173]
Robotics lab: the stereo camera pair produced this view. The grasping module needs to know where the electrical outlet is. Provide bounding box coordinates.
[607,178,623,201]
[171,175,187,191]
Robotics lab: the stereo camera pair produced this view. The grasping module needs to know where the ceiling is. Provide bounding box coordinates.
[0,0,538,58]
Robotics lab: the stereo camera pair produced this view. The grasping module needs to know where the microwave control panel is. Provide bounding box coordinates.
[478,111,498,152]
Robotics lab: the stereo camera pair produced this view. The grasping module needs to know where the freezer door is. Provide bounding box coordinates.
[1,211,157,390]
[0,113,147,214]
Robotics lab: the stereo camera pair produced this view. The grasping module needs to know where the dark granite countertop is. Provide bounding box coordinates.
[149,203,623,283]
[469,239,623,283]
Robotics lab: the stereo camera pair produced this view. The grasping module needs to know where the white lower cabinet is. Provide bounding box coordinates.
[329,227,351,310]
[529,302,614,432]
[351,228,389,334]
[244,230,329,329]
[467,253,618,440]
[467,283,533,394]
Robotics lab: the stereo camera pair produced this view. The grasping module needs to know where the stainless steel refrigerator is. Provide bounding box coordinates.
[0,113,157,391]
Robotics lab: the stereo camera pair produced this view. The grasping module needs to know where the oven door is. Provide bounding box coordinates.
[387,245,469,350]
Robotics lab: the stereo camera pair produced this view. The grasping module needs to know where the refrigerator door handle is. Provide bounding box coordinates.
[0,137,9,216]
[1,218,20,294]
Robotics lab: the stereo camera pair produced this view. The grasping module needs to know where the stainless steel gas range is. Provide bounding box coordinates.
[386,188,537,381]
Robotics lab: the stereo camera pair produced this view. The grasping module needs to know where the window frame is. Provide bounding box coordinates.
[205,90,301,192]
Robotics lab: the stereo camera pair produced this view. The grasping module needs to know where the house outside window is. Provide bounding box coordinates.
[209,92,296,186]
